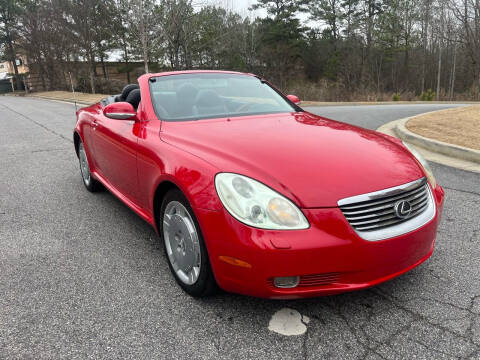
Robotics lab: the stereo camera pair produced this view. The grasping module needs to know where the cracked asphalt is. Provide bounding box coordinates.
[1,96,479,359]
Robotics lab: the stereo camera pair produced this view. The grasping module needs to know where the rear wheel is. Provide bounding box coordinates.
[78,142,101,192]
[160,189,217,297]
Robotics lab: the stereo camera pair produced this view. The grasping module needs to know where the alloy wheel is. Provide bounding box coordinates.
[79,143,91,186]
[163,201,202,285]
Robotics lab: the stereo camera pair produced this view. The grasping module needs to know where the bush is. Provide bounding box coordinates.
[117,64,137,74]
[75,75,125,94]
[420,89,435,101]
[74,74,91,93]
[400,91,417,101]
[94,78,125,94]
[392,93,400,101]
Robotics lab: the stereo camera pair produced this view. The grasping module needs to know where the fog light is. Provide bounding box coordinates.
[273,276,300,288]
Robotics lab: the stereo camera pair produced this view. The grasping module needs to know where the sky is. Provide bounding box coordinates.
[200,0,264,18]
[205,0,310,22]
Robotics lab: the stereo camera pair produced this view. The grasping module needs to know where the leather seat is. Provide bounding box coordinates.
[192,90,228,117]
[175,83,198,117]
[125,89,141,109]
[118,84,139,102]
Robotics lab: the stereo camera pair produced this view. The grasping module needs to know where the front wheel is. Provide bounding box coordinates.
[78,141,101,192]
[160,189,217,297]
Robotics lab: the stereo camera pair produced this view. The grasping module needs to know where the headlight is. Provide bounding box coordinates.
[402,141,437,188]
[215,173,309,230]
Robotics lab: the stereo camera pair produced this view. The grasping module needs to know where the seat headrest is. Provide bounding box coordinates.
[176,83,199,102]
[195,90,222,107]
[120,84,139,101]
[125,89,141,109]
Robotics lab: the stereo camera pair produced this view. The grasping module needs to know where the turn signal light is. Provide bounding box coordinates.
[218,256,252,268]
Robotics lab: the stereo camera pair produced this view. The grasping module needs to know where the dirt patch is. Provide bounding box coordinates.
[406,105,480,150]
[302,101,480,107]
[29,91,108,105]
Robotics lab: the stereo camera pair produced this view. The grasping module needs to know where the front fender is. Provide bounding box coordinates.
[136,125,223,215]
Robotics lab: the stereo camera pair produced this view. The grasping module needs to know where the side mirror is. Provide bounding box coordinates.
[287,94,301,105]
[103,102,137,120]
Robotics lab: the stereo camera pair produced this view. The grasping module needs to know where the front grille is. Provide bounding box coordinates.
[339,178,430,232]
[267,272,341,289]
[298,272,341,287]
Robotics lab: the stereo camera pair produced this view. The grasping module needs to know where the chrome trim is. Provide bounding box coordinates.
[340,188,427,215]
[338,177,427,206]
[105,112,136,120]
[338,178,436,241]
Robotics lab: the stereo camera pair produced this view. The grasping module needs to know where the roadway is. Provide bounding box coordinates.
[1,97,478,359]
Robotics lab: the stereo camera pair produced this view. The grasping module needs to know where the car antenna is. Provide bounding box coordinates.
[68,72,78,113]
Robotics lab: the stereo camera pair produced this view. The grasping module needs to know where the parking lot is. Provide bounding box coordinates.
[1,96,479,359]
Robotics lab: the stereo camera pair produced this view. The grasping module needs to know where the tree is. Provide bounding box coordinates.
[251,0,307,87]
[419,0,432,93]
[64,0,118,93]
[8,0,480,100]
[113,0,136,82]
[0,0,23,90]
[117,0,158,73]
[308,0,345,50]
[251,0,307,20]
[158,0,196,70]
[449,0,480,94]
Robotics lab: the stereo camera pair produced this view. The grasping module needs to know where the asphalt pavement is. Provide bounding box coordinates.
[306,103,467,129]
[1,97,479,359]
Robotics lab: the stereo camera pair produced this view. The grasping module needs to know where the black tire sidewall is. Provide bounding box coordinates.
[78,141,100,192]
[159,189,216,297]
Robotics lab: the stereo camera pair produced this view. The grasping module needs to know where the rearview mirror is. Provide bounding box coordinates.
[103,102,137,120]
[287,94,301,105]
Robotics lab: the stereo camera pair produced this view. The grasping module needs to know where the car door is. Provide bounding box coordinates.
[91,109,140,203]
[135,118,162,211]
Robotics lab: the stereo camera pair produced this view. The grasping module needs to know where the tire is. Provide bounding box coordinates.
[78,141,101,192]
[160,189,217,297]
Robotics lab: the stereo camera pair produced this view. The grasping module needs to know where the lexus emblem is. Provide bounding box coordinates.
[394,200,412,219]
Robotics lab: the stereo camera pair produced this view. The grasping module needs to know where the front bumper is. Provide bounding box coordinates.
[195,185,445,299]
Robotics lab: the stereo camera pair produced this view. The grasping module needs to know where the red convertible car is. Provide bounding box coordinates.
[74,70,444,299]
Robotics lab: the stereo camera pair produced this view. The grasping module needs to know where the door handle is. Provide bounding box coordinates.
[92,119,98,129]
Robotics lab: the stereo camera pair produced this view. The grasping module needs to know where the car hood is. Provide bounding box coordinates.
[160,112,425,208]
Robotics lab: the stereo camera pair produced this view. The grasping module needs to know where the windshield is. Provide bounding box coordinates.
[149,73,299,121]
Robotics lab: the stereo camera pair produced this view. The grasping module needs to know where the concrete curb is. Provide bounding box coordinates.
[4,92,93,106]
[376,116,480,173]
[396,117,480,164]
[28,95,91,106]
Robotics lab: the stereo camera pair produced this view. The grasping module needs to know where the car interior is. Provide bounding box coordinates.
[108,84,141,109]
[105,83,241,119]
[103,80,291,121]
[151,85,232,119]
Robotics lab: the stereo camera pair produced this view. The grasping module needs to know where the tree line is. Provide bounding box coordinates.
[1,0,480,100]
